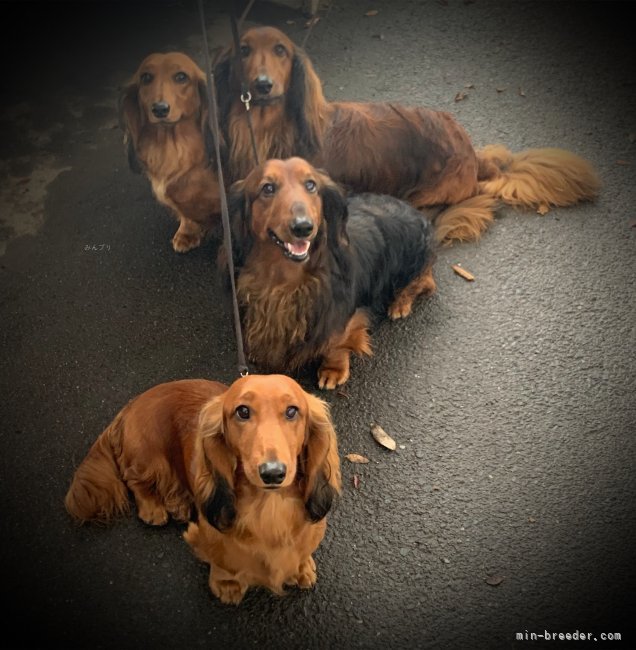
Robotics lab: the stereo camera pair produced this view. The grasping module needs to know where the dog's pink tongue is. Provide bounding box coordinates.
[287,240,310,256]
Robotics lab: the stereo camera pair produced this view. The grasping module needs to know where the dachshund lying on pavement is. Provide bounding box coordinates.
[226,157,436,389]
[214,26,600,245]
[64,375,341,604]
[119,52,220,253]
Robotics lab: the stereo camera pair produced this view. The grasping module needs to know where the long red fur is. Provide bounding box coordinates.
[120,52,220,253]
[64,379,226,525]
[185,374,341,603]
[64,375,341,605]
[215,27,600,245]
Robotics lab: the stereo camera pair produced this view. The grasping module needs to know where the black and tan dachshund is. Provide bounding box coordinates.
[225,157,437,389]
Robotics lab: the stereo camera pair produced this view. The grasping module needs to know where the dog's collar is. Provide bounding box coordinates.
[268,229,310,262]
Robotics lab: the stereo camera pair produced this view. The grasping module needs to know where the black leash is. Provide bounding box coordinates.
[229,10,260,167]
[197,0,249,377]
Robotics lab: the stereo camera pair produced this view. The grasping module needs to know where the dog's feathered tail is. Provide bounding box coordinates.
[434,145,600,244]
[433,194,498,244]
[477,145,600,207]
[64,409,130,524]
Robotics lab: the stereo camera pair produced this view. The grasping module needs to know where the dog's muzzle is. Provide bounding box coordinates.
[151,101,170,119]
[259,461,287,487]
[268,229,311,262]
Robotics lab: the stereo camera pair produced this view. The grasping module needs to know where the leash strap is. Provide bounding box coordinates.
[229,10,260,167]
[197,0,249,377]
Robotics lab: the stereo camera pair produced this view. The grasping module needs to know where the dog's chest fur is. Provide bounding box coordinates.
[228,105,298,182]
[237,261,326,371]
[206,488,325,591]
[138,123,205,206]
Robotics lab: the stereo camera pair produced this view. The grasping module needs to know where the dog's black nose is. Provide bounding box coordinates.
[151,101,170,118]
[258,461,287,485]
[254,75,273,95]
[290,216,314,238]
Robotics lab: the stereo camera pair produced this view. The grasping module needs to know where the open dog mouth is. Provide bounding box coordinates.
[268,229,311,262]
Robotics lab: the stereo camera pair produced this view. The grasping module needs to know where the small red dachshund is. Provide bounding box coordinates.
[65,375,341,604]
[184,374,340,604]
[226,157,436,389]
[120,52,220,252]
[214,26,600,244]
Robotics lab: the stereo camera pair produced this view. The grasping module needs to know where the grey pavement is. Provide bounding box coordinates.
[0,1,634,648]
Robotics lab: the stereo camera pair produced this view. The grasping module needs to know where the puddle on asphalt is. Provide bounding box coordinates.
[0,156,71,257]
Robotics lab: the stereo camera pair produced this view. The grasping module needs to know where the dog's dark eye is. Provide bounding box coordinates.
[174,71,189,84]
[273,44,287,57]
[285,406,299,420]
[140,72,153,85]
[305,179,317,193]
[240,45,251,58]
[261,182,276,197]
[235,405,250,420]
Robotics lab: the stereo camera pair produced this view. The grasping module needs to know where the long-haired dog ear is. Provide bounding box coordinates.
[216,178,250,291]
[196,79,217,165]
[213,55,234,140]
[302,393,341,522]
[227,178,253,268]
[191,395,237,532]
[118,82,143,174]
[319,172,350,250]
[286,50,325,158]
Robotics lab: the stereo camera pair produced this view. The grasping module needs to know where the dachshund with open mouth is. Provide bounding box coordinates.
[226,157,437,389]
[119,52,220,252]
[64,374,341,605]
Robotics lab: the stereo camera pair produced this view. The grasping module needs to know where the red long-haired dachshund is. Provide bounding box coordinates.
[64,375,341,604]
[120,52,220,252]
[226,157,436,389]
[214,26,600,244]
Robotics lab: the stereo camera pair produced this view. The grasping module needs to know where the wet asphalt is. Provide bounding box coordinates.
[0,1,634,648]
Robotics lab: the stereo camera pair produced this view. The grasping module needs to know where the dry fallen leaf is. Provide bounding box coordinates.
[345,453,370,464]
[370,423,396,450]
[454,90,468,102]
[485,575,505,586]
[365,10,378,16]
[451,264,475,281]
[352,474,360,489]
[537,203,550,215]
[496,86,507,93]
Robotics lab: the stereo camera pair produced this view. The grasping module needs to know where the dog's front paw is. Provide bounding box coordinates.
[295,556,317,589]
[318,365,349,390]
[388,301,413,320]
[137,503,169,526]
[211,578,247,605]
[172,230,202,253]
